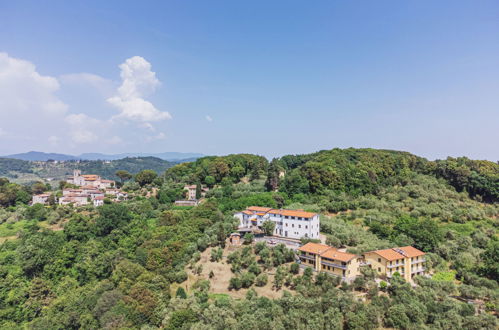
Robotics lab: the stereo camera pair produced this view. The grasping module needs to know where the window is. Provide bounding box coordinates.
[292,224,294,228]
[378,267,381,272]
[298,225,301,228]
[305,225,308,229]
[378,258,381,262]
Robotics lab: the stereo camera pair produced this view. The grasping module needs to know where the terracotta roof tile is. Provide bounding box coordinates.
[397,246,425,258]
[247,206,273,212]
[370,248,405,261]
[268,209,317,218]
[320,249,357,262]
[298,242,332,255]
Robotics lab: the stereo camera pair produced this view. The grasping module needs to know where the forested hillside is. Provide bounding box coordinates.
[274,148,498,202]
[0,148,497,329]
[165,154,268,185]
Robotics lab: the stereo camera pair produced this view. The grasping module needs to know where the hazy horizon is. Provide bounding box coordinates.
[3,147,497,163]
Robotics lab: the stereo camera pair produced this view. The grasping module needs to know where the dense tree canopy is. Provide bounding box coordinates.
[164,154,268,186]
[0,147,497,329]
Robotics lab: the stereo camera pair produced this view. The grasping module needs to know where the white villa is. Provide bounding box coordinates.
[67,170,115,189]
[59,192,89,206]
[234,206,320,240]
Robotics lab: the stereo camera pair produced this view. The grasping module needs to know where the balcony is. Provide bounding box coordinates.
[411,258,425,265]
[300,254,315,261]
[411,267,425,274]
[321,260,347,270]
[387,262,404,269]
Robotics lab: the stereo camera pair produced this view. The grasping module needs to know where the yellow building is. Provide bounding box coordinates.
[363,246,426,282]
[298,242,362,282]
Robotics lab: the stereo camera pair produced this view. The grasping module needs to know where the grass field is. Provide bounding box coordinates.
[0,220,31,237]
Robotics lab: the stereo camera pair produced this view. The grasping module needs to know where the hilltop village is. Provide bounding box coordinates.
[32,170,128,207]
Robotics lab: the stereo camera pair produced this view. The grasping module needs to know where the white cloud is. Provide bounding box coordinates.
[108,56,171,123]
[206,115,213,122]
[0,52,68,116]
[65,113,101,144]
[140,122,156,131]
[60,73,114,96]
[0,53,173,154]
[146,132,166,142]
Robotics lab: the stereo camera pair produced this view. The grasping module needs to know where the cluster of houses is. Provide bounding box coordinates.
[66,170,115,189]
[298,242,426,283]
[32,170,128,207]
[174,184,209,206]
[234,206,426,283]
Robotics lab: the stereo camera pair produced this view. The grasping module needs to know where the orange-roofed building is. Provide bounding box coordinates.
[234,206,320,240]
[67,169,115,189]
[298,242,331,255]
[298,242,332,270]
[320,249,362,280]
[297,242,362,282]
[363,246,426,282]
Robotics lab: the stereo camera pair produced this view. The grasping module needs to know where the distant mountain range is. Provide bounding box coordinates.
[2,151,205,162]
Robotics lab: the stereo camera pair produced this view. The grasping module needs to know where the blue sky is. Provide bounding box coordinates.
[0,1,498,160]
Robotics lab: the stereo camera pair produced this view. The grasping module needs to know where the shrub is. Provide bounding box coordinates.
[210,247,223,262]
[175,270,188,283]
[244,233,254,244]
[254,241,267,254]
[176,287,187,299]
[255,273,268,287]
[229,276,242,290]
[241,272,256,288]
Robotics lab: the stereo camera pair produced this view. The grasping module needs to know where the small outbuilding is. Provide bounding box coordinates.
[229,233,241,245]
